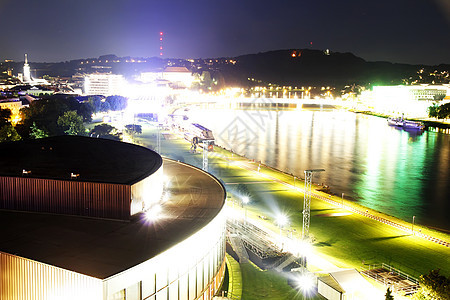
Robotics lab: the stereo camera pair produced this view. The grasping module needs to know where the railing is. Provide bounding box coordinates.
[361,263,419,295]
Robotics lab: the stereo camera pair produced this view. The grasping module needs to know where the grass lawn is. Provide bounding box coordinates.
[240,262,325,300]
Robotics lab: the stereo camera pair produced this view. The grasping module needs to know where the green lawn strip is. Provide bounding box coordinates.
[225,254,243,299]
[241,184,450,277]
[240,262,323,300]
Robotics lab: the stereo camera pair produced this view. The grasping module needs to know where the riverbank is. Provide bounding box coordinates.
[350,109,450,132]
[130,124,449,279]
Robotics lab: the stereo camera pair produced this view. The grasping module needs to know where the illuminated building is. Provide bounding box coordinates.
[162,67,194,89]
[23,54,32,83]
[361,85,450,118]
[0,136,226,300]
[84,73,126,96]
[18,54,49,86]
[0,99,22,123]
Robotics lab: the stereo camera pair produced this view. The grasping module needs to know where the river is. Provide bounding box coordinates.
[182,106,450,231]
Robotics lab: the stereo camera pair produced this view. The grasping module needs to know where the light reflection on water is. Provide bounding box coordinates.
[186,107,450,230]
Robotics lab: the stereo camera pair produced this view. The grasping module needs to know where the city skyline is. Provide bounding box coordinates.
[0,0,449,65]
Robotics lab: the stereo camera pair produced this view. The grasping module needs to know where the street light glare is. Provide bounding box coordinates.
[145,204,162,221]
[242,196,249,204]
[296,273,315,293]
[277,214,288,227]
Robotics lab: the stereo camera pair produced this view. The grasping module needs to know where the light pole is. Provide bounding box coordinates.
[294,176,297,188]
[341,192,344,207]
[277,214,288,251]
[412,216,415,235]
[242,196,249,224]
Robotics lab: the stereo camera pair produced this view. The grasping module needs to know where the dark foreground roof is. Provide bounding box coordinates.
[0,159,226,279]
[0,135,162,185]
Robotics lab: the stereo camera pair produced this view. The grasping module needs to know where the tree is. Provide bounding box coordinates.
[0,108,11,126]
[106,95,128,111]
[88,96,104,113]
[414,269,450,300]
[437,103,450,120]
[427,103,439,118]
[90,123,115,136]
[57,111,86,136]
[29,122,48,139]
[0,124,21,142]
[124,124,142,134]
[428,102,450,120]
[385,287,394,300]
[18,95,91,137]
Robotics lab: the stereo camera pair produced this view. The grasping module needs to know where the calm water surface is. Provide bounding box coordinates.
[185,107,450,231]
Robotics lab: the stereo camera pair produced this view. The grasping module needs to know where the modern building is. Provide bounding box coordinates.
[84,73,126,96]
[162,67,194,89]
[361,85,450,118]
[0,136,226,300]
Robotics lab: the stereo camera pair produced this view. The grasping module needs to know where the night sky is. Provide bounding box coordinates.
[1,0,449,64]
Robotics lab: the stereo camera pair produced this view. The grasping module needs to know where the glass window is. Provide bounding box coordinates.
[142,273,156,298]
[126,282,142,300]
[155,288,167,300]
[110,289,125,300]
[188,267,196,300]
[179,273,188,299]
[197,260,203,294]
[169,281,178,300]
[156,267,168,291]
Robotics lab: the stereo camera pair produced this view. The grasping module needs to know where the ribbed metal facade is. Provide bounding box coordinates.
[0,176,131,220]
[0,252,102,300]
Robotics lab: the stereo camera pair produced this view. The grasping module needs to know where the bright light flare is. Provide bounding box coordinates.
[276,214,288,227]
[242,196,249,204]
[145,204,162,221]
[295,272,315,294]
[162,175,171,187]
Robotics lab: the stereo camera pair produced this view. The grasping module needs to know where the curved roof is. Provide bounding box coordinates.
[0,159,226,279]
[0,135,162,185]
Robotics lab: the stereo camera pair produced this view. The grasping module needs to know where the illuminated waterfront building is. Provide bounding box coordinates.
[84,73,126,96]
[0,136,226,300]
[361,85,450,118]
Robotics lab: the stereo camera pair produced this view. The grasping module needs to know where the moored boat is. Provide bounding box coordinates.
[387,116,425,130]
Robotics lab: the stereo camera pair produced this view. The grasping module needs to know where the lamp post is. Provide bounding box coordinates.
[341,192,344,207]
[277,214,288,251]
[242,196,249,224]
[412,216,415,235]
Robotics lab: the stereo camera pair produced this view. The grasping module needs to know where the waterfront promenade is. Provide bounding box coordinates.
[127,123,449,298]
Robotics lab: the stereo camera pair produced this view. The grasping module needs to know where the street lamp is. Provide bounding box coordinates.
[276,214,288,251]
[341,192,344,207]
[412,216,415,235]
[242,196,249,223]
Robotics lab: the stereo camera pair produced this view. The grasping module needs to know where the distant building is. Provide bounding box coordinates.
[84,73,125,96]
[0,98,22,123]
[361,85,450,118]
[162,67,193,88]
[19,54,49,85]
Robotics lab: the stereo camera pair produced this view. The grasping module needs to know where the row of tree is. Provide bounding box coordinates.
[428,102,450,120]
[0,94,128,143]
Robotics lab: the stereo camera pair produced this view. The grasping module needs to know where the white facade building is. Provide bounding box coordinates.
[84,73,126,96]
[162,67,194,89]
